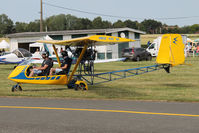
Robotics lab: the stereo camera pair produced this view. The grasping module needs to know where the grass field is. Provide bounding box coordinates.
[0,57,198,102]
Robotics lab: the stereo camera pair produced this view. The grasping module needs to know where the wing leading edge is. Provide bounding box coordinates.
[37,35,135,46]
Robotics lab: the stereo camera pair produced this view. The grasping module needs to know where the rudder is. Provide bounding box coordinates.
[156,34,185,66]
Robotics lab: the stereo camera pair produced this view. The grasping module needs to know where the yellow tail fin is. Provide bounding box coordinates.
[156,34,185,66]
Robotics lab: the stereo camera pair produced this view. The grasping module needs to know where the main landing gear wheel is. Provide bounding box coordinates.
[136,56,140,62]
[11,84,22,92]
[74,81,88,91]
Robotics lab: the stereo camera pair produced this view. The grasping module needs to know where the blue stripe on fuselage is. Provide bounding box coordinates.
[11,66,62,81]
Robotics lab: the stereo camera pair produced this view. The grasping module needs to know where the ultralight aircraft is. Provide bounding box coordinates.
[8,34,185,91]
[0,48,39,64]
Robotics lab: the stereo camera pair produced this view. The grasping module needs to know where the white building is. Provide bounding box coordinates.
[6,27,145,59]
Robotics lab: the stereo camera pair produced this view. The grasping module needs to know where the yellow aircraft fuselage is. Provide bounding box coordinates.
[8,65,68,85]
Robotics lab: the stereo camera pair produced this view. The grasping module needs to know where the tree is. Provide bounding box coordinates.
[102,20,112,29]
[124,20,138,29]
[4,13,199,35]
[189,24,199,33]
[45,14,67,31]
[0,14,14,36]
[77,18,92,30]
[113,20,125,28]
[141,19,162,34]
[64,14,80,30]
[92,17,104,29]
[26,20,40,32]
[15,22,28,32]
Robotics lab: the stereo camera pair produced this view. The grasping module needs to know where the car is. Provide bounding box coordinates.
[122,47,152,61]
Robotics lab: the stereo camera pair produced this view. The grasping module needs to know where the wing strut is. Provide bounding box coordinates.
[68,44,88,83]
[52,44,61,67]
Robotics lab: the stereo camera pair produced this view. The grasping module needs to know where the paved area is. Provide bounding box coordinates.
[0,97,199,133]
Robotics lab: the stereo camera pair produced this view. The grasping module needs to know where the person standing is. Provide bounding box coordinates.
[196,45,199,56]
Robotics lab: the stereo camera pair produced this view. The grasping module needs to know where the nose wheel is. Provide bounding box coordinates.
[74,81,88,91]
[12,84,22,92]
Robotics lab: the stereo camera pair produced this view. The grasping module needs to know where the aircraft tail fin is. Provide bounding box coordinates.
[156,34,185,67]
[43,43,52,56]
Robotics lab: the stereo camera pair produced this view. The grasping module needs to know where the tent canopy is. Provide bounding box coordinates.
[0,40,10,49]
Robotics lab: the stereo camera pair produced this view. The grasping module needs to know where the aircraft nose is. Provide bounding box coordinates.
[0,58,6,62]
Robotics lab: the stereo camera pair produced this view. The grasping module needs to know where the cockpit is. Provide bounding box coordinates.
[12,48,32,58]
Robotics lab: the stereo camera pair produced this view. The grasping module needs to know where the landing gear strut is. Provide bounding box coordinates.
[11,83,22,92]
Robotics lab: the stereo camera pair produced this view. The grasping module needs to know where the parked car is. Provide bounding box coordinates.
[122,47,152,61]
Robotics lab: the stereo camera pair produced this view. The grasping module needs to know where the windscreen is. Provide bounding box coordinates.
[12,49,23,58]
[18,48,32,57]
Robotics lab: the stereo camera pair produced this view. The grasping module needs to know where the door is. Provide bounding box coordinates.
[147,43,157,56]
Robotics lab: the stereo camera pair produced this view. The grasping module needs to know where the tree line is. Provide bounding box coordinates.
[0,13,199,37]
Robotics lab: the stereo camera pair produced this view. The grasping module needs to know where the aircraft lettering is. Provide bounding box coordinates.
[116,38,119,41]
[99,37,107,40]
[109,37,114,40]
[173,37,178,44]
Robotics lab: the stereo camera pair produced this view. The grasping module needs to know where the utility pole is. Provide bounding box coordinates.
[40,0,43,32]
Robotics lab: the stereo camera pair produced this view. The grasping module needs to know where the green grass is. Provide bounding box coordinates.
[0,57,199,102]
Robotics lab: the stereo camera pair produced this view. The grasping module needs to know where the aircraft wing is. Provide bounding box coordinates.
[37,35,135,46]
[94,58,125,63]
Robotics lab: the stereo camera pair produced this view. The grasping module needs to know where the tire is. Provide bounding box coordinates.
[11,85,16,92]
[123,58,128,62]
[79,83,87,90]
[136,56,140,62]
[74,83,87,91]
[146,55,152,61]
[11,84,22,92]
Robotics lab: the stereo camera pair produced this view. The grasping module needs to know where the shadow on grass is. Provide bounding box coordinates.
[91,85,146,99]
[23,88,67,92]
[162,83,195,88]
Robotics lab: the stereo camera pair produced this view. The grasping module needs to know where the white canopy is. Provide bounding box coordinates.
[29,35,53,52]
[29,42,43,47]
[0,40,10,49]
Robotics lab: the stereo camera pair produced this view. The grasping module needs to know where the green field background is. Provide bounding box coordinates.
[0,57,198,102]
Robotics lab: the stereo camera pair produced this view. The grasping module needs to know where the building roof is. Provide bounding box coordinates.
[6,27,145,38]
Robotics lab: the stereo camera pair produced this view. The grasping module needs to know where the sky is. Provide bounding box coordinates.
[1,0,199,27]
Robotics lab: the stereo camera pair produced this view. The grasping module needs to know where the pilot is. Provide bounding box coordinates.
[29,52,53,77]
[49,51,72,75]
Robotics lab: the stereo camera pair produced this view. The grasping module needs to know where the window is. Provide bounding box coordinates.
[72,34,88,38]
[49,35,63,40]
[13,50,23,58]
[96,33,105,35]
[135,33,140,39]
[106,33,112,36]
[97,53,105,60]
[107,52,112,59]
[149,43,155,49]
